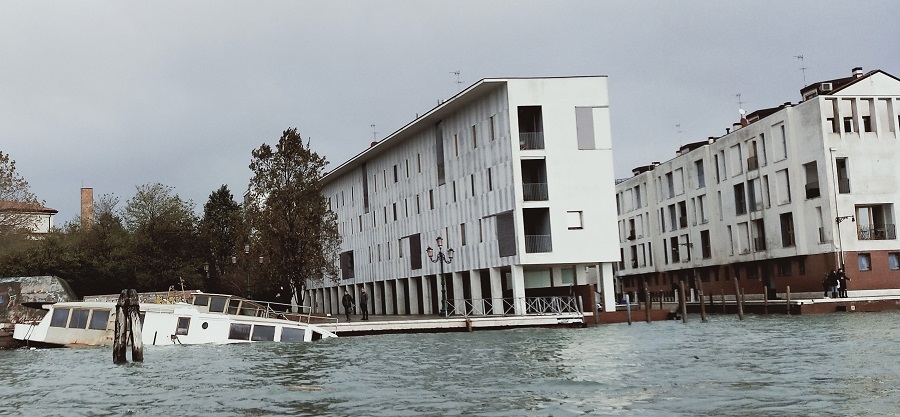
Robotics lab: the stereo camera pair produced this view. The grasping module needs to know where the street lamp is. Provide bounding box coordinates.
[244,244,251,299]
[426,236,454,318]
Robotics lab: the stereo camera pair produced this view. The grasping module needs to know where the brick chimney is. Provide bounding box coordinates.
[80,188,93,228]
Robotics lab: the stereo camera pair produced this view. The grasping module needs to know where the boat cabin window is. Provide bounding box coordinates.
[251,325,275,341]
[193,295,210,307]
[176,317,191,335]
[69,309,90,329]
[89,310,110,330]
[281,327,305,342]
[227,299,241,315]
[209,297,227,313]
[50,308,70,328]
[228,323,251,340]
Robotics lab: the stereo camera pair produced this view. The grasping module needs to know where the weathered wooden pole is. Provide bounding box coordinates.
[763,286,769,315]
[678,280,688,323]
[721,289,726,314]
[697,279,708,323]
[113,290,128,364]
[644,287,652,323]
[786,285,792,315]
[732,277,744,320]
[658,291,663,310]
[127,289,144,362]
[625,294,632,325]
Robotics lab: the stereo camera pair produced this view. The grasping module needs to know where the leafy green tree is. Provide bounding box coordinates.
[123,183,202,291]
[0,150,42,252]
[247,128,341,305]
[198,185,243,292]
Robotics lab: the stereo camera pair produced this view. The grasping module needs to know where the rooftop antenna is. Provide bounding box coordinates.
[676,123,683,147]
[794,54,807,86]
[451,71,462,91]
[736,93,746,115]
[370,124,378,143]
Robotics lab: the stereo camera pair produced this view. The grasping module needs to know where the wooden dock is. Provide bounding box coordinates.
[316,313,586,336]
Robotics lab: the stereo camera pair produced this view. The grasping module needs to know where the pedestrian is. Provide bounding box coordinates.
[837,269,851,298]
[822,274,830,298]
[827,270,839,298]
[359,286,369,320]
[341,289,354,321]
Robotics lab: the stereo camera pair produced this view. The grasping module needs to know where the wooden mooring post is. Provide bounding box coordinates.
[678,280,687,323]
[114,289,144,364]
[786,286,792,315]
[697,279,707,323]
[732,277,744,320]
[763,286,769,315]
[644,287,651,323]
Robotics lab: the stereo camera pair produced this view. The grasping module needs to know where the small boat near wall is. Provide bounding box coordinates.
[13,292,338,347]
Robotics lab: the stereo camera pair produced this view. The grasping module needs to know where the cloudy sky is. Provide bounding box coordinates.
[2,1,898,223]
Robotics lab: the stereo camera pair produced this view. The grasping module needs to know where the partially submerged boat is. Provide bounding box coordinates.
[13,292,338,347]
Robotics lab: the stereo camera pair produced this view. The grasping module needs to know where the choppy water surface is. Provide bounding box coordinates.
[2,311,900,416]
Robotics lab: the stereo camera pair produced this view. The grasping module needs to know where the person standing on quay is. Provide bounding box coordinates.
[838,269,851,298]
[341,289,354,321]
[359,286,370,321]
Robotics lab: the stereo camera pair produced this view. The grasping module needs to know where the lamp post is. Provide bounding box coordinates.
[244,244,251,299]
[426,236,454,318]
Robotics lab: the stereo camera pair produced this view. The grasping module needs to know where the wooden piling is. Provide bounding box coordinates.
[678,280,687,323]
[113,290,128,364]
[644,287,651,323]
[721,289,726,314]
[763,285,769,315]
[697,279,707,323]
[127,289,144,362]
[466,318,473,332]
[786,285,792,315]
[625,294,632,325]
[658,291,663,310]
[732,277,744,320]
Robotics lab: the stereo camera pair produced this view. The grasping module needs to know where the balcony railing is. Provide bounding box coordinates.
[805,182,820,199]
[523,182,549,201]
[525,234,552,253]
[519,132,545,150]
[858,224,897,240]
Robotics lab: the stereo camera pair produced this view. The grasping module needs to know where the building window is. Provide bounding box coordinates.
[416,195,421,214]
[454,134,459,157]
[778,260,792,276]
[889,253,900,270]
[836,158,850,194]
[452,181,457,202]
[487,168,493,191]
[489,116,495,141]
[470,175,475,197]
[472,125,477,148]
[734,183,747,215]
[479,218,484,242]
[392,203,397,221]
[567,211,584,230]
[843,117,854,133]
[393,165,398,183]
[858,253,871,271]
[429,190,435,210]
[460,223,467,246]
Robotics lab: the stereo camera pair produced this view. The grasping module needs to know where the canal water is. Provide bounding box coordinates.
[2,311,899,416]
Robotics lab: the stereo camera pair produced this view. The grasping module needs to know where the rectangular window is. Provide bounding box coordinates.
[393,165,398,183]
[479,219,484,242]
[472,125,477,148]
[416,195,421,214]
[490,116,496,141]
[429,190,435,210]
[567,211,584,230]
[405,160,409,178]
[836,157,850,194]
[487,168,493,191]
[734,183,747,215]
[398,239,404,258]
[392,203,397,221]
[417,153,422,173]
[454,134,459,157]
[889,253,900,270]
[843,117,854,133]
[281,328,306,342]
[89,310,110,330]
[695,160,705,189]
[177,317,191,336]
[69,309,90,329]
[470,175,475,197]
[452,181,457,202]
[228,323,251,340]
[435,123,446,185]
[251,325,276,341]
[859,253,872,271]
[460,223,467,246]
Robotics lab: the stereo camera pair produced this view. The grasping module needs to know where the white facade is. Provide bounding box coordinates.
[615,68,900,297]
[311,77,620,316]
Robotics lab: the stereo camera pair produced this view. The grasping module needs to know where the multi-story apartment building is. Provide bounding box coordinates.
[615,67,900,299]
[308,76,620,316]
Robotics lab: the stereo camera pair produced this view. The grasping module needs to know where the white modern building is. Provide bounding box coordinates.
[0,201,57,236]
[615,67,900,298]
[308,76,620,317]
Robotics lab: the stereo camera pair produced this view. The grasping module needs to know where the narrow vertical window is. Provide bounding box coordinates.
[393,165,398,183]
[460,223,467,246]
[416,195,421,214]
[472,125,477,148]
[417,153,421,173]
[487,168,493,191]
[452,181,457,202]
[479,219,484,242]
[429,190,435,210]
[454,134,459,157]
[470,174,475,196]
[489,116,495,141]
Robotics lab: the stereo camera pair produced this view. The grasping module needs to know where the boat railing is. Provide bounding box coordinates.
[243,299,339,326]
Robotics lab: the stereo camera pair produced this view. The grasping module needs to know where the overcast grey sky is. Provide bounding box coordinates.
[2,1,898,223]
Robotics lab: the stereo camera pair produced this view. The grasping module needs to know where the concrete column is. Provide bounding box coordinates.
[575,264,587,286]
[469,270,484,315]
[422,275,434,315]
[551,266,565,287]
[374,282,384,315]
[384,280,395,315]
[510,265,526,315]
[599,263,616,312]
[408,277,420,315]
[451,271,465,315]
[489,267,504,315]
[396,278,408,315]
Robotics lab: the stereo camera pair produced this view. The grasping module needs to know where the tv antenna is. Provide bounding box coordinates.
[736,93,745,115]
[451,71,462,90]
[794,54,807,86]
[370,124,378,142]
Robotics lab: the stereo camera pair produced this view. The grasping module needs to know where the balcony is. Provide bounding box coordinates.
[858,224,897,240]
[747,156,759,171]
[523,182,549,201]
[805,181,820,199]
[519,132,545,150]
[525,235,552,253]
